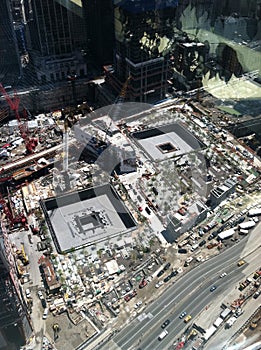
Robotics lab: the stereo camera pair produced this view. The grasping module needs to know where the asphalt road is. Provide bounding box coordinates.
[99,236,259,350]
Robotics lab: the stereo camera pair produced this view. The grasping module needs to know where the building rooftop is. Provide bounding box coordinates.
[39,256,61,292]
[42,184,136,253]
[132,122,204,162]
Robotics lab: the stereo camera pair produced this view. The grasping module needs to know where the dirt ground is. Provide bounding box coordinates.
[45,312,97,350]
[231,308,261,348]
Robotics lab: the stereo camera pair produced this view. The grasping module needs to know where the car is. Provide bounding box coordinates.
[219,272,227,278]
[134,300,142,308]
[37,242,47,251]
[163,276,171,283]
[138,206,143,212]
[179,311,187,319]
[164,263,171,271]
[178,248,187,254]
[37,290,44,300]
[184,315,192,323]
[145,207,151,215]
[212,231,218,238]
[237,260,246,267]
[157,270,164,278]
[199,240,206,247]
[161,319,170,329]
[25,288,31,298]
[210,285,217,292]
[139,280,147,289]
[41,299,47,308]
[170,270,177,278]
[253,291,260,299]
[177,267,183,274]
[42,308,48,320]
[217,226,225,233]
[155,280,164,288]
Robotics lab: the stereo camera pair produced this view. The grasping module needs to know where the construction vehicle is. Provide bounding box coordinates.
[16,259,25,277]
[16,243,29,265]
[53,323,60,341]
[0,84,38,154]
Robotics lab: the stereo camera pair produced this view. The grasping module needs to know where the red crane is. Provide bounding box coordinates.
[0,83,38,154]
[0,193,27,228]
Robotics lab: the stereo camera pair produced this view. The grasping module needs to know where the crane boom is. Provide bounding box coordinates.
[0,84,20,115]
[0,83,37,154]
[104,75,132,139]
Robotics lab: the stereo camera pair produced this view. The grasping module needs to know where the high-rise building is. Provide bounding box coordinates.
[28,0,87,84]
[0,221,33,348]
[0,0,22,85]
[83,0,114,66]
[105,0,178,103]
[10,0,31,70]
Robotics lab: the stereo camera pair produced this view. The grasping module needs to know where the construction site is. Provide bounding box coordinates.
[41,184,136,253]
[0,65,260,350]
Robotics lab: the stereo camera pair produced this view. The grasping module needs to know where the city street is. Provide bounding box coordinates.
[99,223,261,350]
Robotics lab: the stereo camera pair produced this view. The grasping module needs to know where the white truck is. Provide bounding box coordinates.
[239,221,255,230]
[158,329,168,341]
[226,316,237,328]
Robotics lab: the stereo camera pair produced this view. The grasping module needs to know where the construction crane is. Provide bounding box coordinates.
[102,75,132,141]
[0,84,38,154]
[0,192,28,229]
[108,74,131,118]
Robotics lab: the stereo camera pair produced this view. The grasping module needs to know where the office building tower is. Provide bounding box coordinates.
[10,0,31,70]
[83,0,114,66]
[0,221,33,348]
[28,0,87,84]
[0,0,22,85]
[105,0,178,103]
